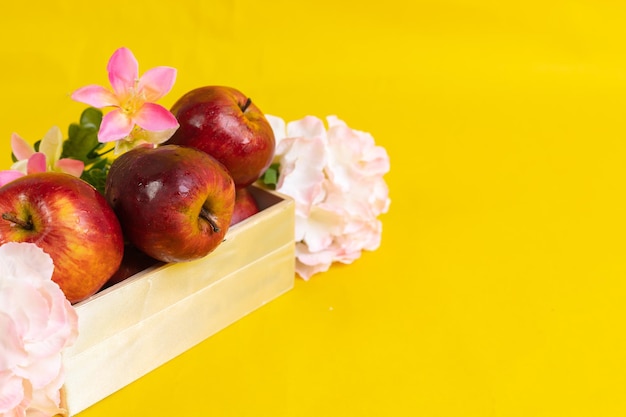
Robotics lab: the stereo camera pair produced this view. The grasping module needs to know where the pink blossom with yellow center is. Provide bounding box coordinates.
[71,47,179,153]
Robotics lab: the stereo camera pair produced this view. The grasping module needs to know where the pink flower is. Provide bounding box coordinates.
[0,242,78,417]
[71,47,179,153]
[0,127,84,188]
[266,115,391,280]
[0,170,25,188]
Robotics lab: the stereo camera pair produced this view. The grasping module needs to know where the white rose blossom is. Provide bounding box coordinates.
[265,115,390,280]
[0,242,78,417]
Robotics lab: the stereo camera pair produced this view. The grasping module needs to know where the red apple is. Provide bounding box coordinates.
[103,243,161,289]
[230,186,260,226]
[165,86,275,188]
[0,172,124,303]
[105,144,236,263]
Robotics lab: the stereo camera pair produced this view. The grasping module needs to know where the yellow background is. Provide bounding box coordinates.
[2,0,626,415]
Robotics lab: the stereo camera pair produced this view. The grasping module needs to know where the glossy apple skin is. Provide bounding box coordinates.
[165,86,275,188]
[230,186,260,226]
[0,172,124,303]
[105,145,236,263]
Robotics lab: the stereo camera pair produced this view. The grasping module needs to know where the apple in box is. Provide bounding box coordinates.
[231,186,260,226]
[106,185,260,286]
[103,243,161,289]
[0,172,124,303]
[105,144,236,263]
[165,85,275,188]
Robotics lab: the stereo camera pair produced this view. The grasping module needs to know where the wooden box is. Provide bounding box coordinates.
[61,187,295,416]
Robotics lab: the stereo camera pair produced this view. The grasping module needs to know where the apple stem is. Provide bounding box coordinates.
[2,212,33,230]
[200,207,221,233]
[241,97,252,113]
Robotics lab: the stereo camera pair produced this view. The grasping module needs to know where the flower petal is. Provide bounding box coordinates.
[325,115,344,128]
[294,242,334,280]
[114,140,155,155]
[10,160,27,174]
[38,127,64,166]
[27,386,66,417]
[55,159,85,178]
[0,242,55,285]
[71,85,119,108]
[0,364,26,412]
[127,126,178,147]
[0,170,24,187]
[107,47,139,97]
[275,136,327,215]
[287,115,327,139]
[265,115,287,153]
[98,110,134,143]
[0,242,76,417]
[300,205,345,252]
[133,103,179,132]
[21,351,62,388]
[138,66,177,102]
[27,153,47,174]
[10,133,34,161]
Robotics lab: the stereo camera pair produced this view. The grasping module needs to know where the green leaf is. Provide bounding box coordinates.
[68,123,79,139]
[61,108,106,165]
[81,165,109,196]
[80,107,103,130]
[260,163,280,190]
[62,107,113,194]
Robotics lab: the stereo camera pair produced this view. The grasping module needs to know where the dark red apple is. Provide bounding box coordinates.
[105,144,235,263]
[0,172,124,303]
[165,86,275,188]
[230,186,260,226]
[103,243,161,289]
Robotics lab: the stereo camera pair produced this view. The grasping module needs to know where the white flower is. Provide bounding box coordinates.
[265,115,390,280]
[0,242,78,417]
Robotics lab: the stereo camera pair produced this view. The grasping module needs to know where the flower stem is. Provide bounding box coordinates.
[2,212,33,230]
[89,147,115,159]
